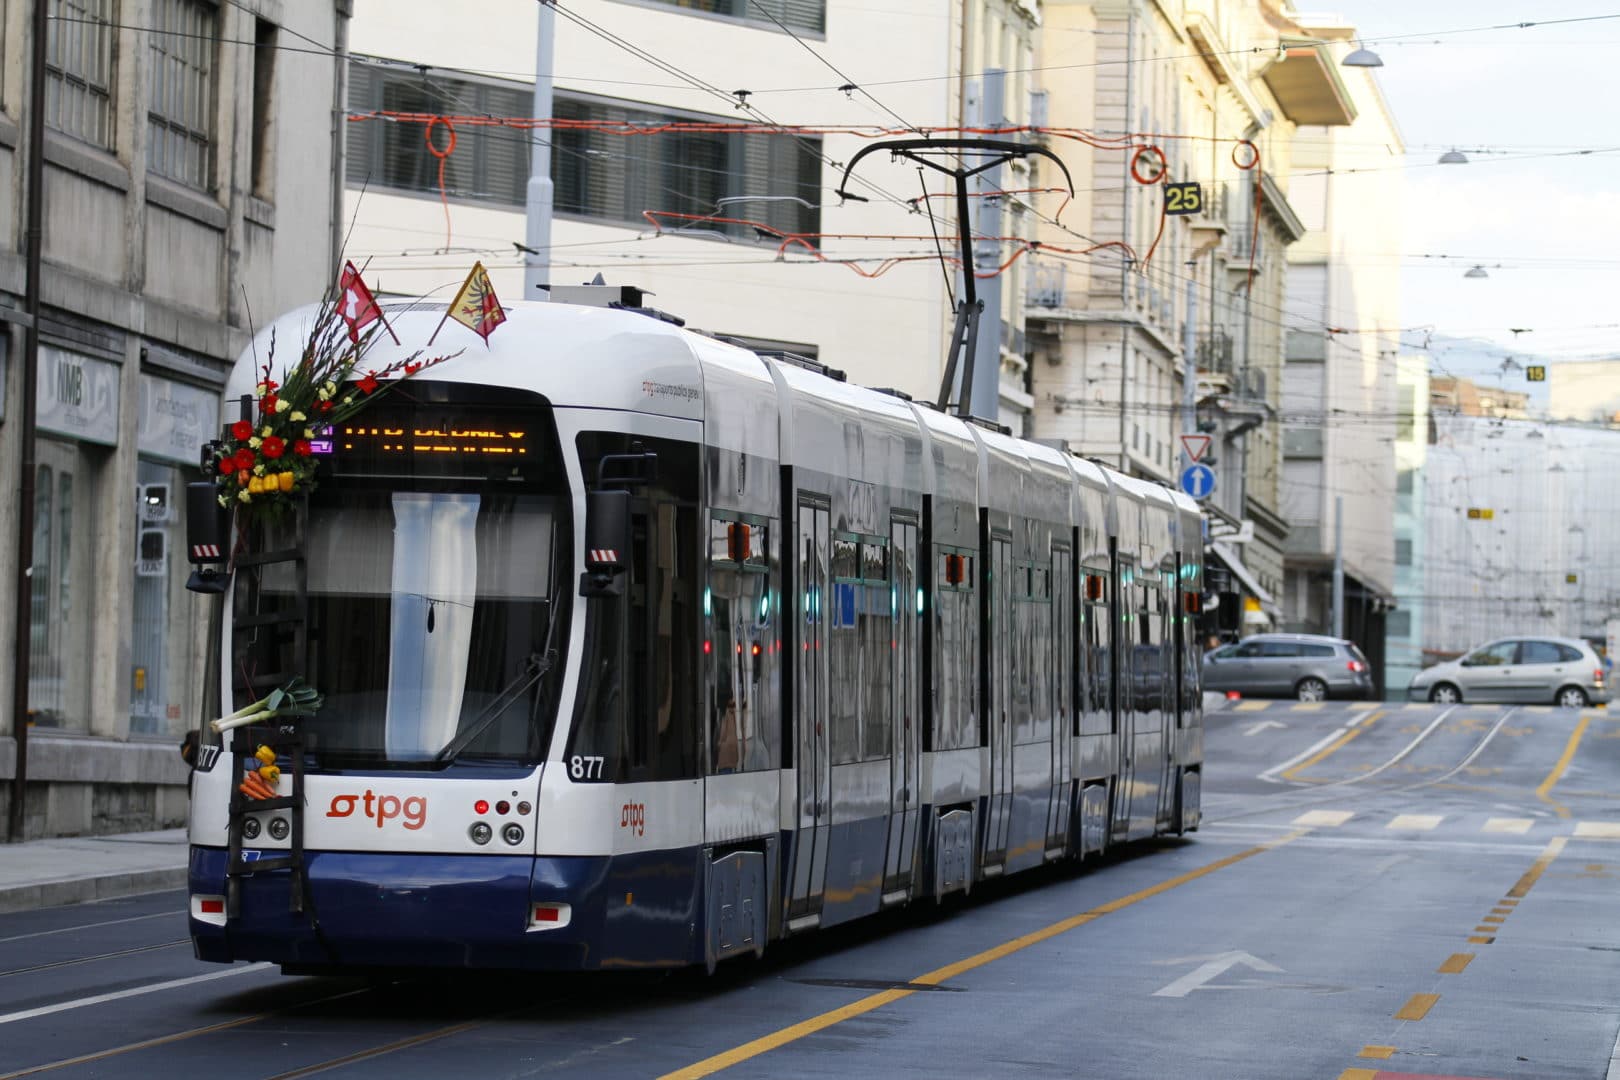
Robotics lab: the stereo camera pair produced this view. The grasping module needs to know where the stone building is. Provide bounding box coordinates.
[0,0,344,840]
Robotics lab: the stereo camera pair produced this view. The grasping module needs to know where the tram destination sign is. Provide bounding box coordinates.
[321,406,538,480]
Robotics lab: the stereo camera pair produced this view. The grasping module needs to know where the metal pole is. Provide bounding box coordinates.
[1182,269,1197,437]
[1332,494,1345,639]
[8,0,47,842]
[523,1,555,298]
[967,70,1004,423]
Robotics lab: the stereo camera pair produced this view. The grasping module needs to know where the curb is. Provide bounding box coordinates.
[0,867,189,915]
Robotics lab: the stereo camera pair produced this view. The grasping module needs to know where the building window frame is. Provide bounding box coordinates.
[611,0,825,36]
[46,0,117,150]
[147,0,220,191]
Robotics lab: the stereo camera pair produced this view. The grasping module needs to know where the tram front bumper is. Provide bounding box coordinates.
[188,846,606,971]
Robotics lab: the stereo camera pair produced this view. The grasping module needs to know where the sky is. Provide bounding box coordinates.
[1315,2,1620,369]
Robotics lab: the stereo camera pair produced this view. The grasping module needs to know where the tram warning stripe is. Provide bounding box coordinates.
[1339,1072,1506,1080]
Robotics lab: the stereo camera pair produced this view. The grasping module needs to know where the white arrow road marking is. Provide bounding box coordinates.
[1244,720,1286,736]
[1151,950,1284,997]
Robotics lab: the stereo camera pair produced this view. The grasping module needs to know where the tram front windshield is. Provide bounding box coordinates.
[228,391,570,769]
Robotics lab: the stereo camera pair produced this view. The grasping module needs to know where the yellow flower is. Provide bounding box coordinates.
[303,428,315,439]
[249,437,262,449]
[261,426,273,437]
[323,381,337,395]
[252,464,266,476]
[237,489,252,503]
[343,395,355,405]
[317,388,332,401]
[275,399,291,413]
[289,410,306,422]
[217,494,229,508]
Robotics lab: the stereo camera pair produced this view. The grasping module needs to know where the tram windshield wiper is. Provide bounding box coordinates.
[434,650,553,764]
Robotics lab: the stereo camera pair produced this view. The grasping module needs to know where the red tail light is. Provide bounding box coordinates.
[1595,669,1605,686]
[1347,660,1367,674]
[199,899,224,914]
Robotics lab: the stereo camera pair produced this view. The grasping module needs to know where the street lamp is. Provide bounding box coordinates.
[1464,265,1489,279]
[1439,149,1469,164]
[1342,41,1383,67]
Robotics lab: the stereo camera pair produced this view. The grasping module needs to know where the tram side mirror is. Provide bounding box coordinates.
[184,481,232,595]
[580,489,631,598]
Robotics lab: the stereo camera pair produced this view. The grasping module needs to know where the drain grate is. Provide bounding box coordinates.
[790,977,964,993]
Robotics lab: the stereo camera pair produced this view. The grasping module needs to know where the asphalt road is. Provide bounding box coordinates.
[3,701,1618,1080]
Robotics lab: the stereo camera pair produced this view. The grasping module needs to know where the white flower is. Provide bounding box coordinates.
[217,494,229,508]
[252,464,266,476]
[238,489,252,503]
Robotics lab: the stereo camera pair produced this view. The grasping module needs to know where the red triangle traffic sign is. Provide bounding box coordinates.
[1180,434,1211,463]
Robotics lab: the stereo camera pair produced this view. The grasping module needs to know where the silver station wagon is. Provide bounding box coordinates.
[1407,636,1610,707]
[1201,633,1374,702]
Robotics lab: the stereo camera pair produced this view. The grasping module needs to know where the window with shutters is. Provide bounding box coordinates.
[347,61,821,241]
[148,0,219,189]
[46,0,116,150]
[638,0,825,35]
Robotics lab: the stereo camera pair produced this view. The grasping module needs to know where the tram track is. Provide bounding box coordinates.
[1204,704,1526,826]
[0,939,190,980]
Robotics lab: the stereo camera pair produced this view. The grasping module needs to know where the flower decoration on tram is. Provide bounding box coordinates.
[211,263,462,517]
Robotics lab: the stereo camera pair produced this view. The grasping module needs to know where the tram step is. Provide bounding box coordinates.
[230,854,301,875]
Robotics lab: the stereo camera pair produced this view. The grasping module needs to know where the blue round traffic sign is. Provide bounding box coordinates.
[1180,463,1216,500]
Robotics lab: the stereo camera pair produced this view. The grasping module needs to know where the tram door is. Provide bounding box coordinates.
[985,536,1014,865]
[1110,554,1135,841]
[1046,548,1074,852]
[884,519,921,895]
[788,500,831,922]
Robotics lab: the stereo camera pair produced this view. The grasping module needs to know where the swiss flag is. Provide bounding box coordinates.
[337,261,384,343]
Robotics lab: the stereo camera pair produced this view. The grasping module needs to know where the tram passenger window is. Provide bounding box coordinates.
[707,514,775,774]
[860,542,891,760]
[933,547,977,751]
[830,538,861,764]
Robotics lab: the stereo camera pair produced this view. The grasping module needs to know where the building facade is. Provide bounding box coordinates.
[1026,0,1350,631]
[0,0,344,840]
[342,0,1039,407]
[1277,17,1401,689]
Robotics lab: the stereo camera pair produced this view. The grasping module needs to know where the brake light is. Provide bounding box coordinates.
[1347,660,1367,674]
[199,898,224,914]
[1595,669,1605,686]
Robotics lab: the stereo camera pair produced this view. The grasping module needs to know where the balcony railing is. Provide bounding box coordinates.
[1196,331,1235,375]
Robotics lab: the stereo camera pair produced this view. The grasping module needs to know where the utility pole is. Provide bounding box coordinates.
[1332,494,1345,639]
[523,1,555,299]
[9,0,47,843]
[1182,269,1197,437]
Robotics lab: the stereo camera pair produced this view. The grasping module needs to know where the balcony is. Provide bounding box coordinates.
[1028,260,1066,308]
[1196,331,1235,375]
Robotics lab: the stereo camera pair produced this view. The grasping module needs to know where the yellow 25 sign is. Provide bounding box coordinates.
[1165,182,1203,215]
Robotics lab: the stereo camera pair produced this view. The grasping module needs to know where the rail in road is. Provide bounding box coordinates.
[2,701,1617,1079]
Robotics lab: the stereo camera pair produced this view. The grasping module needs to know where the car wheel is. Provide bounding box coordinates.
[1296,677,1327,703]
[1429,683,1461,704]
[1556,686,1589,709]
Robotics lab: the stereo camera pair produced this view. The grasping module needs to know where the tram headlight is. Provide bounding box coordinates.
[469,822,493,845]
[267,817,290,841]
[501,823,525,846]
[240,816,261,840]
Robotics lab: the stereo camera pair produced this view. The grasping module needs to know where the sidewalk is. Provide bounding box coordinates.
[0,828,188,914]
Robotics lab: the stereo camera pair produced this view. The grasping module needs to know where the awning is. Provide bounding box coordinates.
[1210,541,1280,616]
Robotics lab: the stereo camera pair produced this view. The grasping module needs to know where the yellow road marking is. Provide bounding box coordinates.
[1536,716,1590,819]
[1574,821,1620,839]
[1282,711,1382,781]
[1348,702,1379,711]
[1292,702,1325,712]
[1467,935,1494,944]
[1395,993,1440,1021]
[1483,817,1534,834]
[1235,700,1271,712]
[1402,702,1432,710]
[658,833,1305,1080]
[1293,809,1355,827]
[1437,953,1475,974]
[1508,836,1568,899]
[1481,915,1505,924]
[1339,1070,1379,1080]
[1359,1045,1396,1059]
[1387,814,1442,831]
[1474,926,1500,934]
[1489,906,1513,916]
[1499,898,1519,906]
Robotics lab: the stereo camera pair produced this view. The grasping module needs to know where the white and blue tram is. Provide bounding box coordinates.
[186,288,1205,973]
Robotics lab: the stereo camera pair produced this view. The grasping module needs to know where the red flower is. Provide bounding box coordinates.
[217,457,234,476]
[293,439,313,457]
[231,420,253,441]
[233,448,256,471]
[357,372,379,395]
[260,393,279,415]
[405,362,421,376]
[316,400,334,414]
[261,436,286,459]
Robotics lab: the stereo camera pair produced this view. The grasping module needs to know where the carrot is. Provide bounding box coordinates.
[241,773,275,800]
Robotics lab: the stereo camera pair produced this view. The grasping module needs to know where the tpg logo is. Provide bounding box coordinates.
[326,790,427,830]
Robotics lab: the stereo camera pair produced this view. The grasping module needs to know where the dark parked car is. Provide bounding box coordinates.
[1406,636,1609,707]
[1202,633,1373,702]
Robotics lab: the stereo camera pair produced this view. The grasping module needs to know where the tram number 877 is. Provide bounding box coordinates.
[570,755,606,780]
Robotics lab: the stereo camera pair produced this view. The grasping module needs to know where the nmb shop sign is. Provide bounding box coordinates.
[38,346,120,446]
